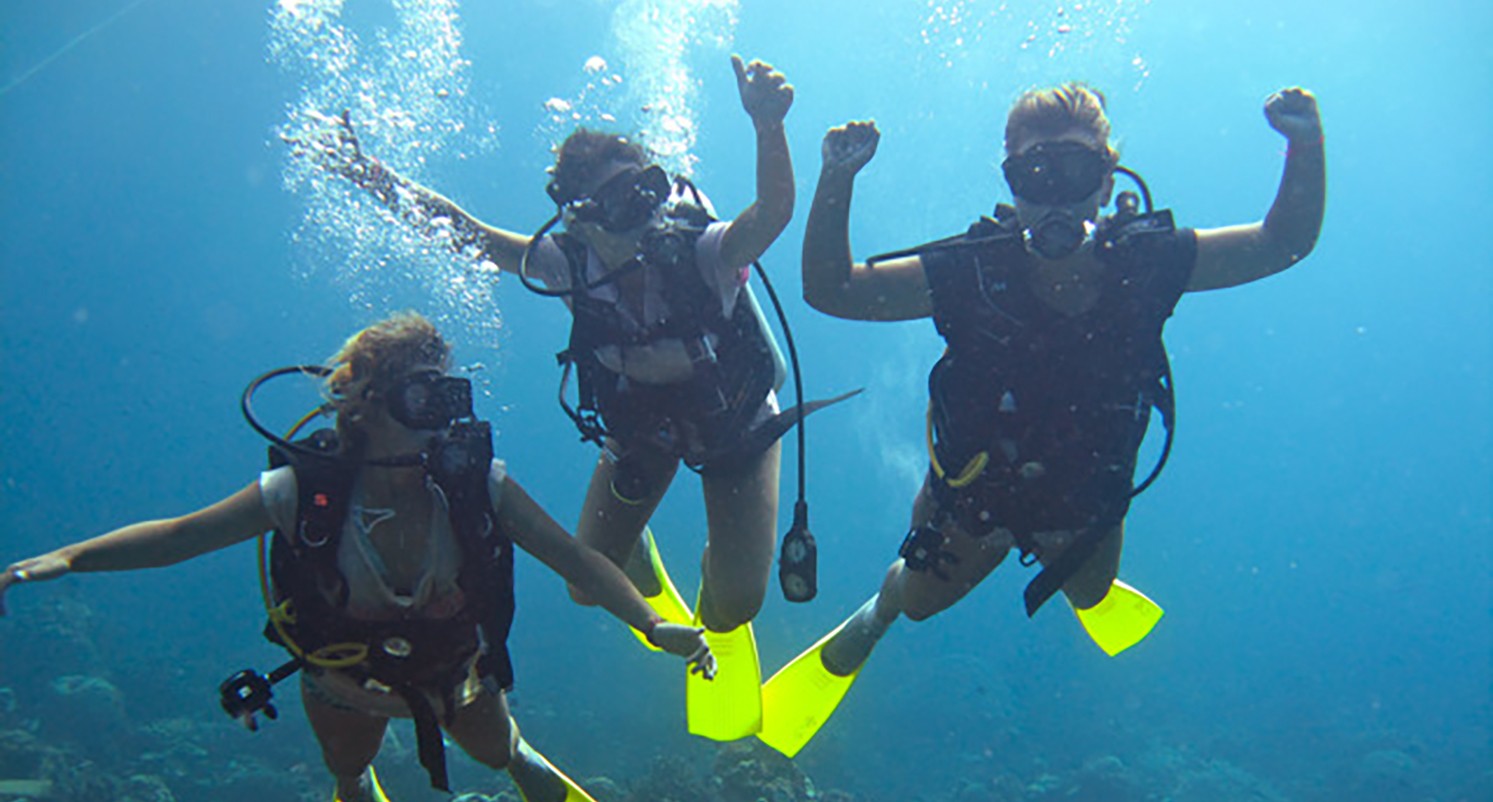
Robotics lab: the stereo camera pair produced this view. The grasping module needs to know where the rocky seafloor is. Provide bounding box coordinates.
[2,596,1487,802]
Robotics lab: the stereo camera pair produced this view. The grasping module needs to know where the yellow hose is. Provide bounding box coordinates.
[255,405,367,670]
[925,405,988,489]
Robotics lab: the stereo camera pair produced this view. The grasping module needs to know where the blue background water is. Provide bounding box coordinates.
[1,1,1489,800]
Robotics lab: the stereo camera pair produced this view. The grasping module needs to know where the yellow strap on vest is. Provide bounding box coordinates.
[265,597,370,669]
[925,405,988,488]
[308,642,371,669]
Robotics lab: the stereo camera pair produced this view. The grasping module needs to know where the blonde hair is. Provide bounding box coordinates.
[325,312,451,449]
[1004,82,1118,163]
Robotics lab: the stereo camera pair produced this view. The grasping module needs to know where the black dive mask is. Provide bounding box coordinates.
[552,164,671,233]
[1002,141,1111,205]
[386,370,473,431]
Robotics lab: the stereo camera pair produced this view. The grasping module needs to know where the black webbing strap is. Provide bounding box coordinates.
[1021,516,1119,617]
[396,684,450,791]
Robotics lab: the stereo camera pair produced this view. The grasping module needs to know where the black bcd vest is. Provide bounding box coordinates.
[552,208,778,468]
[918,207,1194,611]
[264,422,515,790]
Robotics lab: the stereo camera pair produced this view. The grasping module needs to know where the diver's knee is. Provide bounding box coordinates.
[701,592,762,632]
[698,576,765,631]
[458,728,516,771]
[901,596,951,622]
[1063,547,1120,610]
[1063,572,1115,610]
[895,571,962,622]
[318,745,372,779]
[698,555,769,630]
[566,583,598,607]
[469,742,515,771]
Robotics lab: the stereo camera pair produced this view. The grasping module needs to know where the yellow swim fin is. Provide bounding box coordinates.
[1072,579,1164,656]
[686,604,762,740]
[533,762,597,802]
[513,746,599,802]
[333,766,392,802]
[560,779,599,802]
[629,527,693,651]
[757,622,862,758]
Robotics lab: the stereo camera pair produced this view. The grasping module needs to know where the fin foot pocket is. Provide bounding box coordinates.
[757,622,863,758]
[511,740,599,802]
[629,527,693,651]
[686,620,763,740]
[333,766,392,802]
[1072,578,1163,656]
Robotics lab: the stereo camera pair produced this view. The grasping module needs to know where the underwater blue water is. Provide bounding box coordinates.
[1,1,1489,800]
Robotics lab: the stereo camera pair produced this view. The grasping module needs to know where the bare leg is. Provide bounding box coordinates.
[302,680,389,802]
[443,688,515,771]
[821,477,1012,676]
[823,512,1126,674]
[446,689,583,802]
[697,439,780,632]
[569,440,679,605]
[1048,521,1124,610]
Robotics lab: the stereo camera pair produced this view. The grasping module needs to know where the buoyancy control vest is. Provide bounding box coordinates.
[915,204,1195,611]
[552,199,786,471]
[264,422,515,791]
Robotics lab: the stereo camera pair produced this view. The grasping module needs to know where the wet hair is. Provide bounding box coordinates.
[1004,82,1118,163]
[549,128,649,204]
[325,311,451,449]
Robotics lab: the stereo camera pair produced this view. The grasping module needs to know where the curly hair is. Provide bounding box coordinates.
[1004,82,1118,163]
[325,311,451,450]
[548,128,649,205]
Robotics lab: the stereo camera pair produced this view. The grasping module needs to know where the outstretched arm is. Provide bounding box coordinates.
[801,121,932,321]
[718,55,795,270]
[291,111,534,274]
[497,477,716,677]
[0,482,272,616]
[1189,88,1326,292]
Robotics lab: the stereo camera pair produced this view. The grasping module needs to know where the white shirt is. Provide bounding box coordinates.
[257,459,509,717]
[525,220,752,384]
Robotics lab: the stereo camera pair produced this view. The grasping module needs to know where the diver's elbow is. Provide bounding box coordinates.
[1274,231,1319,270]
[761,200,794,237]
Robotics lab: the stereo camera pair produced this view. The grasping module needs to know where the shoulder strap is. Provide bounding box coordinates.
[268,428,354,555]
[551,232,590,291]
[265,437,356,632]
[292,458,354,551]
[921,216,1026,344]
[648,222,721,337]
[428,422,517,690]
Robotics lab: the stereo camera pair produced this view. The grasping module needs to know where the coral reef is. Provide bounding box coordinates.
[0,725,180,802]
[134,717,318,802]
[0,586,1480,802]
[0,707,315,802]
[0,597,105,691]
[437,741,862,802]
[618,754,711,802]
[711,740,819,802]
[558,741,857,802]
[44,675,129,757]
[1306,747,1434,802]
[932,743,1293,802]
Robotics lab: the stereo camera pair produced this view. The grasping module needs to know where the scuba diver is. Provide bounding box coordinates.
[756,83,1326,757]
[291,55,838,742]
[0,313,715,802]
